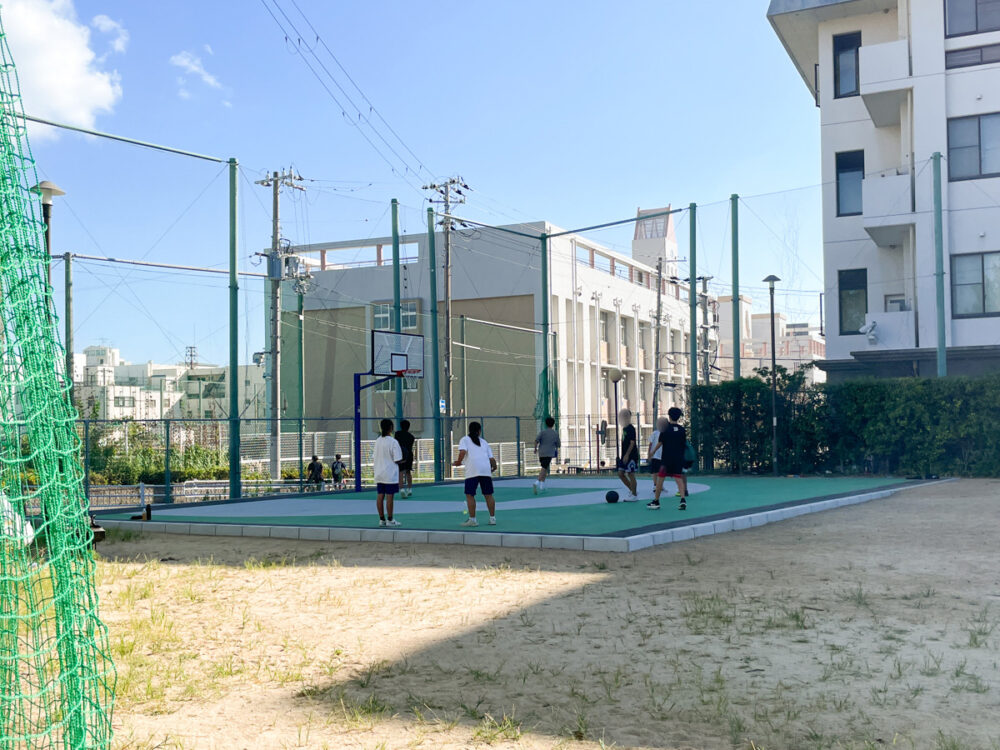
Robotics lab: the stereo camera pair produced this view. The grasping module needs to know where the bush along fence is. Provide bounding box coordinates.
[691,369,1000,478]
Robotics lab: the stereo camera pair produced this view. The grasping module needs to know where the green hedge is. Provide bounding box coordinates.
[691,370,1000,477]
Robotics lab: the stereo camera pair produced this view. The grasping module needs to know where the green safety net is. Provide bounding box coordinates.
[0,12,115,750]
[533,365,559,426]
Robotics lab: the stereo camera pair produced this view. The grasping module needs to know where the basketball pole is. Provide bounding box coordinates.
[426,208,443,482]
[391,198,403,421]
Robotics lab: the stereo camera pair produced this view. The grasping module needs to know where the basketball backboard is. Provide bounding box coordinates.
[371,330,424,378]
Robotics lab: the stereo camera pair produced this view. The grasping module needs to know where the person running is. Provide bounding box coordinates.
[647,417,668,498]
[647,407,688,511]
[453,421,497,527]
[394,419,416,498]
[330,454,346,489]
[533,416,560,494]
[616,408,639,502]
[372,419,403,527]
[306,455,325,492]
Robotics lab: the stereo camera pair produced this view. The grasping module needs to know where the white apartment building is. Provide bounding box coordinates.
[283,209,719,464]
[717,297,827,384]
[73,345,265,420]
[769,0,1000,380]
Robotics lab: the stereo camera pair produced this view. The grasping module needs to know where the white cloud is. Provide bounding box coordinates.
[169,50,221,89]
[2,0,122,138]
[203,43,214,56]
[91,13,128,54]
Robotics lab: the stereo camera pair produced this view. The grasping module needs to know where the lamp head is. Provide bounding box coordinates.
[608,367,623,384]
[30,180,66,205]
[763,274,780,289]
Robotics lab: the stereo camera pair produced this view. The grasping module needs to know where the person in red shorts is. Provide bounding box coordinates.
[647,406,688,511]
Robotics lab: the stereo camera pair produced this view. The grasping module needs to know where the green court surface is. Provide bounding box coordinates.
[97,476,912,537]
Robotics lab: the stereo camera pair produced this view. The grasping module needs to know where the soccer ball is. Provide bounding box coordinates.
[605,490,619,504]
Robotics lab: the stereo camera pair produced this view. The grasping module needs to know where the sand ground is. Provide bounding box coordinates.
[98,479,1000,750]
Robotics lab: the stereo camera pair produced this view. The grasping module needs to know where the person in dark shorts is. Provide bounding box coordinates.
[647,407,688,510]
[533,416,560,494]
[394,419,416,498]
[306,455,325,492]
[647,417,667,498]
[330,454,346,489]
[616,408,639,502]
[453,421,497,526]
[372,418,403,527]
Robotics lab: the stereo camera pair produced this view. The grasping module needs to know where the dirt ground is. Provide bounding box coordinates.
[98,479,1000,750]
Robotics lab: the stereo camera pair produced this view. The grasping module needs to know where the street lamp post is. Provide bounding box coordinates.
[763,275,781,476]
[30,180,66,289]
[608,366,623,462]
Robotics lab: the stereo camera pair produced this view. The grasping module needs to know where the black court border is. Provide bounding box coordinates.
[93,478,933,540]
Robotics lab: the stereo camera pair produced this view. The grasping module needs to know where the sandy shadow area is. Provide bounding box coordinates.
[99,479,1000,750]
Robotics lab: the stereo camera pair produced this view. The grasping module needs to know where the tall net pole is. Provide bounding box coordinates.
[0,12,115,747]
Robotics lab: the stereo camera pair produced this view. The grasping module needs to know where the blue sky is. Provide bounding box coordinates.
[17,0,824,366]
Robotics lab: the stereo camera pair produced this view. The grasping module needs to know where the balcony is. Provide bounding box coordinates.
[863,170,913,248]
[859,39,911,127]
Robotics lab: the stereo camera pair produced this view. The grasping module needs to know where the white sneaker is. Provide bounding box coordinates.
[385,519,401,527]
[623,495,639,503]
[461,518,479,527]
[378,519,387,527]
[488,516,496,525]
[532,482,539,495]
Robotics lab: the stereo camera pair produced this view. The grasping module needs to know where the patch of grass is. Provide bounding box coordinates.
[837,583,871,608]
[473,712,522,744]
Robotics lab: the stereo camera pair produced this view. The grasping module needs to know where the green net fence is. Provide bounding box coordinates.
[0,14,115,750]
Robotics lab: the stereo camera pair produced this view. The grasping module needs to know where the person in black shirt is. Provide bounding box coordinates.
[616,408,639,502]
[306,455,325,492]
[394,419,416,498]
[647,406,688,510]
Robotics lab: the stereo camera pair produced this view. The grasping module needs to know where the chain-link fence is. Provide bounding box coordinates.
[78,415,557,508]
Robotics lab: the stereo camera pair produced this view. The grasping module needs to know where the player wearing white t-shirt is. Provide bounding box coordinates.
[452,422,498,527]
[372,418,403,527]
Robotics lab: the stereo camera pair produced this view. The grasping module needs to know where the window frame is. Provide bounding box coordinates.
[373,301,418,331]
[838,268,869,336]
[374,377,419,393]
[945,0,1000,38]
[948,113,1000,181]
[951,251,1000,318]
[835,150,865,217]
[833,31,862,99]
[945,42,1000,68]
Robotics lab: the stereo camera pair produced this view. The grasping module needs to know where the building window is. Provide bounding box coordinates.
[946,0,1000,37]
[952,251,1000,317]
[884,294,909,312]
[375,377,418,393]
[833,32,861,98]
[839,269,868,335]
[373,301,418,330]
[599,313,610,343]
[836,151,864,216]
[113,396,136,408]
[948,113,1000,180]
[945,43,1000,68]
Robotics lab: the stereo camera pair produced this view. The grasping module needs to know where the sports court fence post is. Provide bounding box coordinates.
[540,233,551,420]
[515,417,522,477]
[391,198,404,422]
[298,417,304,493]
[228,157,241,501]
[353,372,363,492]
[164,419,172,504]
[933,151,947,377]
[83,419,90,502]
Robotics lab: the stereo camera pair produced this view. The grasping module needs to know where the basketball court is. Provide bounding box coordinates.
[94,475,933,552]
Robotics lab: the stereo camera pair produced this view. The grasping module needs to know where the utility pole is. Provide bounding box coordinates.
[651,258,663,427]
[700,276,712,384]
[256,169,305,480]
[423,177,468,474]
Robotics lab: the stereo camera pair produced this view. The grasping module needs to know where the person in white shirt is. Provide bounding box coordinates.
[647,417,668,497]
[372,418,403,527]
[453,421,498,527]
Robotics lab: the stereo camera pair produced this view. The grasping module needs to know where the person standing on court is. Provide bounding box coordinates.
[647,406,688,511]
[647,417,667,498]
[533,416,560,494]
[454,421,498,526]
[616,408,639,502]
[306,455,325,492]
[394,419,416,498]
[372,418,404,527]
